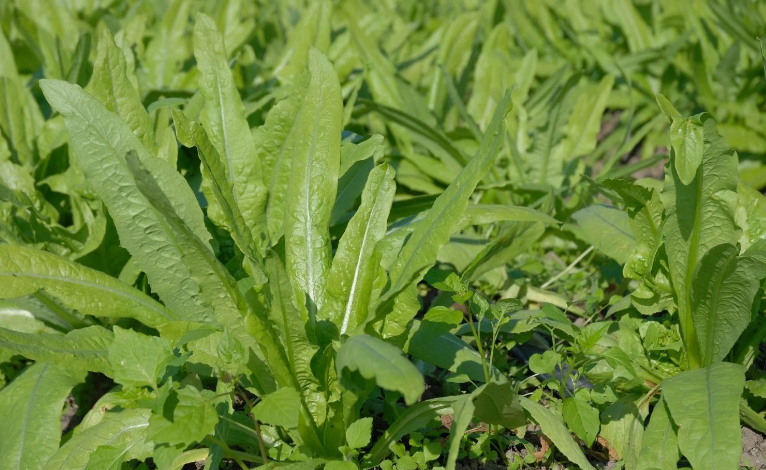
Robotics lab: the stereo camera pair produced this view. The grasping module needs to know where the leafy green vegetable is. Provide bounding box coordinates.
[663,363,745,470]
[0,363,84,470]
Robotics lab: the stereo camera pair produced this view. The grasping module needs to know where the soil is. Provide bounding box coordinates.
[742,427,766,469]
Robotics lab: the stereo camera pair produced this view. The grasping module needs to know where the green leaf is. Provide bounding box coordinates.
[83,445,132,470]
[40,79,216,323]
[346,417,373,449]
[663,362,745,470]
[0,326,113,374]
[321,164,395,335]
[374,90,512,339]
[445,394,475,470]
[636,397,679,470]
[364,397,460,467]
[561,75,615,158]
[336,334,424,405]
[273,0,331,83]
[194,13,268,248]
[670,114,705,186]
[473,382,526,430]
[598,394,645,463]
[519,397,596,470]
[0,245,175,327]
[0,363,84,470]
[457,204,559,230]
[283,48,342,312]
[252,387,301,429]
[405,320,495,383]
[691,243,766,366]
[46,409,152,470]
[172,109,264,278]
[252,74,309,243]
[148,386,220,446]
[662,116,739,368]
[108,326,174,389]
[88,28,154,150]
[572,204,635,264]
[562,397,600,447]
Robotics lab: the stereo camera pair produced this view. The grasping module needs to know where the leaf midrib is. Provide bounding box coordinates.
[0,271,173,322]
[14,363,48,470]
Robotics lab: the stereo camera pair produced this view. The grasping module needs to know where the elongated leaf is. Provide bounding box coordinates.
[519,397,596,470]
[263,252,324,437]
[89,28,154,150]
[561,75,614,159]
[458,204,559,230]
[691,243,766,366]
[661,116,739,368]
[336,334,424,405]
[0,363,84,470]
[663,363,745,470]
[322,164,395,335]
[0,326,113,373]
[636,397,679,470]
[446,394,475,470]
[46,409,152,470]
[363,397,460,467]
[284,48,342,311]
[172,110,264,278]
[374,91,512,338]
[40,79,214,323]
[253,74,309,242]
[273,0,331,83]
[123,152,256,348]
[195,13,268,247]
[0,245,174,326]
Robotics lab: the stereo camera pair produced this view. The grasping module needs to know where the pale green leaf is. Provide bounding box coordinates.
[661,116,739,368]
[561,75,615,159]
[88,28,154,150]
[321,164,395,335]
[274,0,331,83]
[194,13,268,248]
[46,409,152,470]
[253,73,309,243]
[663,363,745,470]
[108,326,174,389]
[0,326,113,373]
[670,115,705,186]
[692,243,766,366]
[40,79,215,323]
[375,91,512,339]
[284,48,342,311]
[148,386,220,446]
[636,397,679,470]
[0,363,84,470]
[572,204,635,264]
[336,334,424,405]
[252,387,301,429]
[346,417,373,449]
[0,245,174,327]
[562,396,600,447]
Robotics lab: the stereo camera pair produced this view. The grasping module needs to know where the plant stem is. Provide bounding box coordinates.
[467,309,490,383]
